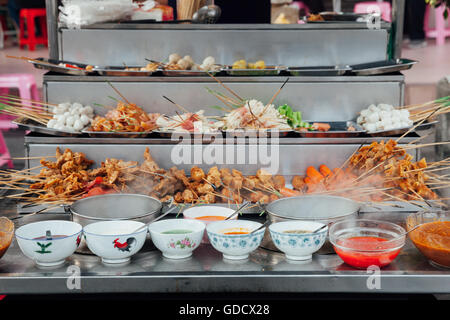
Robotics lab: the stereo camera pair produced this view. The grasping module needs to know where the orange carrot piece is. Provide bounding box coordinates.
[312,123,331,132]
[306,166,324,183]
[319,165,332,177]
[279,187,300,197]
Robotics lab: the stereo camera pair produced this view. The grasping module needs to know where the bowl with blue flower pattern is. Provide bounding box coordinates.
[269,220,328,261]
[206,220,265,260]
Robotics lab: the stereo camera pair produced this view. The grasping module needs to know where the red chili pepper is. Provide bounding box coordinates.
[82,186,115,198]
[63,63,84,70]
[85,176,103,190]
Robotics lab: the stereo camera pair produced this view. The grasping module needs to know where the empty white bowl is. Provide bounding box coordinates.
[148,219,205,259]
[15,220,82,267]
[183,206,237,243]
[83,220,147,264]
[269,220,328,261]
[206,220,265,260]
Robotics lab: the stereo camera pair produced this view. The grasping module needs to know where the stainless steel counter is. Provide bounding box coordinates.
[0,202,449,295]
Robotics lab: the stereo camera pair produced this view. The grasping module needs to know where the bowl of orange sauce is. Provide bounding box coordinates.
[183,206,237,243]
[206,220,265,260]
[407,211,450,268]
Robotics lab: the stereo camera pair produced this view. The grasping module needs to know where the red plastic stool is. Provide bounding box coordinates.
[424,5,450,46]
[19,8,48,51]
[354,1,392,22]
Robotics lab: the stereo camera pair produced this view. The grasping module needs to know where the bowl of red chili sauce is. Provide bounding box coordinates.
[329,219,406,269]
[407,211,450,268]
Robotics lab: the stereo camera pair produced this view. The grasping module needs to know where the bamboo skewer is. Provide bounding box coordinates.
[206,72,243,102]
[107,81,132,106]
[162,95,190,114]
[265,78,290,110]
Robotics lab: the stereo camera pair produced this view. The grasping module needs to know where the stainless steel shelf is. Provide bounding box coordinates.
[0,209,448,295]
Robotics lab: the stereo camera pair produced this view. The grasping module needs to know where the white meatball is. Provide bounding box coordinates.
[364,123,377,132]
[72,102,83,110]
[63,111,71,118]
[80,114,90,126]
[70,108,81,116]
[65,116,75,127]
[47,119,57,128]
[73,119,84,131]
[56,115,66,126]
[381,118,392,127]
[54,123,64,131]
[168,53,181,64]
[367,112,380,123]
[379,110,391,120]
[84,105,94,115]
[182,55,194,67]
[399,109,410,120]
[202,56,215,66]
[177,58,190,70]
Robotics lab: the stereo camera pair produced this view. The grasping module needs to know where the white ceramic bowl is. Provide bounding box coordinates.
[269,220,328,261]
[148,219,205,259]
[206,220,265,260]
[183,206,237,243]
[83,220,147,264]
[15,220,82,267]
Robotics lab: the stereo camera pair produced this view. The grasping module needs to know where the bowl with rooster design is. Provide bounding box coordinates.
[83,220,147,264]
[148,219,205,260]
[15,220,82,267]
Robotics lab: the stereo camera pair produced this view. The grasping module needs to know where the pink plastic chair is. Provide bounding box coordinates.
[354,1,391,22]
[0,74,40,168]
[0,130,12,168]
[424,5,450,46]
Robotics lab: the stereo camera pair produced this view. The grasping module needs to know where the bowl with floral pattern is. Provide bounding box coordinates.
[15,220,82,267]
[206,220,265,260]
[269,220,328,261]
[148,219,205,259]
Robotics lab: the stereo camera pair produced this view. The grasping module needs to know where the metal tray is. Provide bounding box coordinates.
[222,129,294,137]
[94,66,158,76]
[295,121,364,137]
[30,58,96,76]
[365,120,439,137]
[82,129,154,138]
[12,117,84,137]
[305,12,377,23]
[287,65,351,76]
[350,58,417,76]
[222,66,286,76]
[153,129,223,139]
[161,67,222,77]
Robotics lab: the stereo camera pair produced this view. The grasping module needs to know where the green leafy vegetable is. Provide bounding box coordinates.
[277,104,310,128]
